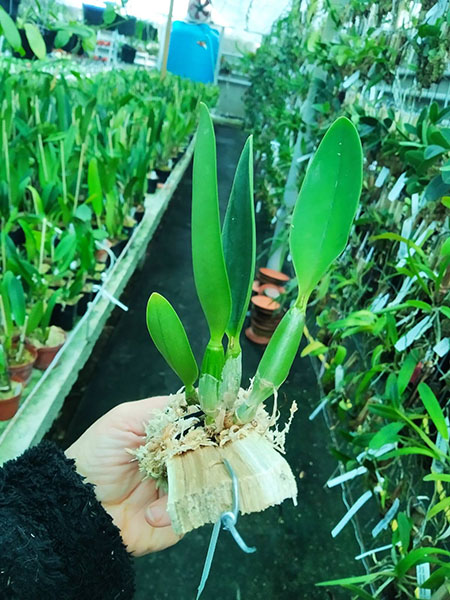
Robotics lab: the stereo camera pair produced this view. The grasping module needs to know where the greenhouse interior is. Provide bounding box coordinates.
[0,0,449,598]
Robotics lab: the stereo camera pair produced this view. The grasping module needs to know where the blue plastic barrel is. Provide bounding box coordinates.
[167,21,219,84]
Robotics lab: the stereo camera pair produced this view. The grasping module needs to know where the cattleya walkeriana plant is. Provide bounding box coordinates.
[134,103,363,535]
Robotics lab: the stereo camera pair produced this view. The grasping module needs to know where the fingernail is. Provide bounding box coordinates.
[147,505,163,523]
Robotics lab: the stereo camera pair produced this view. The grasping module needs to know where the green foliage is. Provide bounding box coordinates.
[291,117,362,301]
[223,136,255,349]
[146,293,198,397]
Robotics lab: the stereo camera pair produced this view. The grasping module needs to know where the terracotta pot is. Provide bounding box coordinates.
[258,267,290,286]
[0,378,23,421]
[8,343,37,385]
[34,330,67,371]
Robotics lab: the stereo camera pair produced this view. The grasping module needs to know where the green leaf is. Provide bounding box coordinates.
[395,547,450,579]
[192,103,231,345]
[397,352,418,395]
[371,232,426,258]
[301,340,328,357]
[27,186,44,217]
[0,6,22,51]
[418,383,448,440]
[440,306,450,319]
[146,293,198,392]
[316,573,387,587]
[88,158,103,217]
[3,271,26,328]
[54,29,71,49]
[381,447,438,460]
[441,238,450,256]
[397,512,412,553]
[26,300,44,336]
[222,136,255,345]
[41,290,62,333]
[290,117,362,300]
[24,23,46,60]
[424,473,450,483]
[369,422,404,450]
[427,497,450,520]
[424,145,447,160]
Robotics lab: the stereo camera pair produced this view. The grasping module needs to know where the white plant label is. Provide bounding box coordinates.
[355,543,393,561]
[388,172,407,201]
[343,70,360,89]
[327,466,368,488]
[372,497,400,538]
[411,193,419,218]
[309,397,328,421]
[433,338,449,357]
[394,316,433,352]
[331,490,373,538]
[416,563,431,599]
[375,166,390,188]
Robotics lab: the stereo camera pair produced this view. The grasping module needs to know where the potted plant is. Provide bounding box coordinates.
[26,291,66,371]
[0,344,23,421]
[0,271,37,385]
[132,106,363,545]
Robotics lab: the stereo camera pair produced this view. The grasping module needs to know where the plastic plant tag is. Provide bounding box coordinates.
[331,490,372,538]
[394,316,433,352]
[355,543,393,561]
[411,193,420,217]
[433,338,450,357]
[375,166,390,188]
[342,70,360,90]
[371,498,400,538]
[308,397,328,421]
[416,563,431,600]
[388,172,407,201]
[326,466,367,488]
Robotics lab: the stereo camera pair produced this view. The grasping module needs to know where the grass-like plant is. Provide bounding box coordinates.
[135,103,363,534]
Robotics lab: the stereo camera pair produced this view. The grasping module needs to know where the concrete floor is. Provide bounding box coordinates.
[62,126,362,599]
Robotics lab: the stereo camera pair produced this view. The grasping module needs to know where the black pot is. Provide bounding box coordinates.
[83,3,105,25]
[0,0,20,21]
[51,302,78,331]
[118,16,136,37]
[111,239,128,257]
[77,291,93,317]
[8,228,25,247]
[147,178,158,194]
[120,44,136,64]
[155,167,171,183]
[43,28,56,53]
[134,208,145,223]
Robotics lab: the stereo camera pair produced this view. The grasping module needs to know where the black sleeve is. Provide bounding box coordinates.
[0,440,135,600]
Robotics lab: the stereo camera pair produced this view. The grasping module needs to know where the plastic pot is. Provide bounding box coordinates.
[155,167,171,183]
[83,3,105,25]
[120,44,136,64]
[34,328,67,371]
[8,343,37,385]
[0,379,23,421]
[43,28,56,53]
[147,178,158,194]
[51,301,78,331]
[118,16,136,36]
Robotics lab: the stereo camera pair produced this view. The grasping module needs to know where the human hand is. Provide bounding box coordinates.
[65,396,181,556]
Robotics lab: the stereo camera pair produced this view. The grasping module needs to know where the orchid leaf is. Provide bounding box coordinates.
[147,292,198,394]
[290,117,363,302]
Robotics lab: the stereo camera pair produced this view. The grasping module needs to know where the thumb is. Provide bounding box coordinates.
[145,494,172,528]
